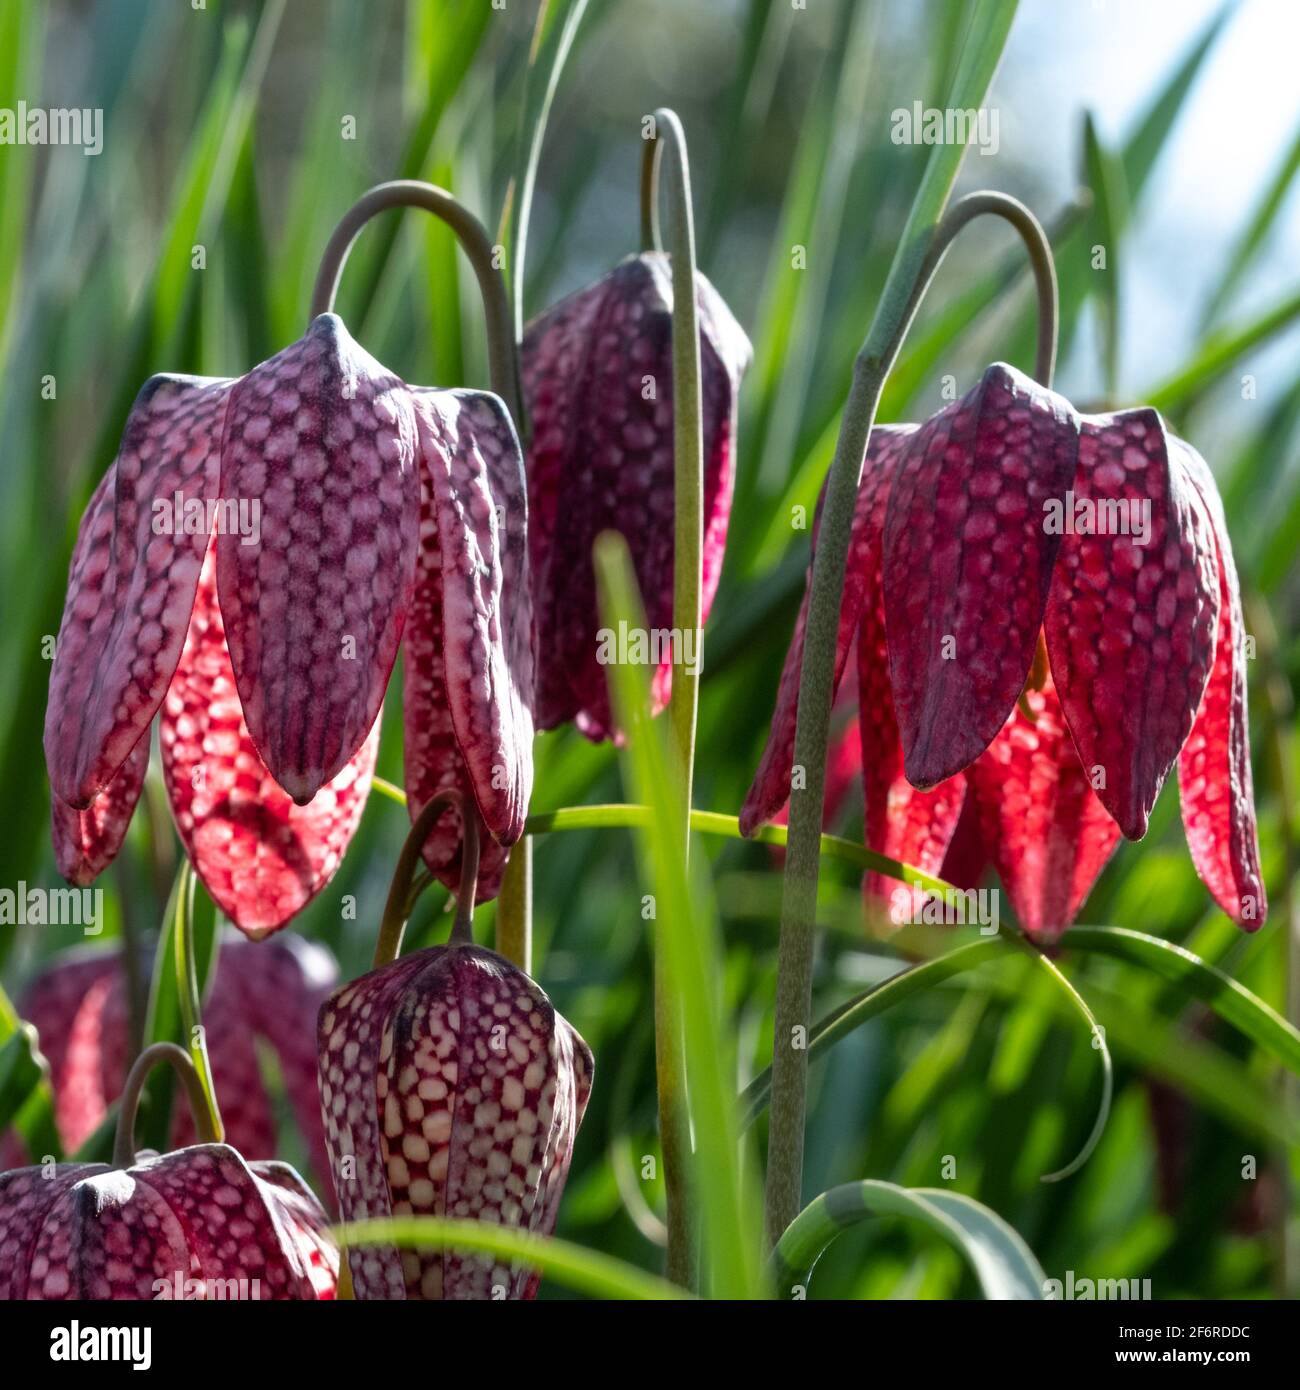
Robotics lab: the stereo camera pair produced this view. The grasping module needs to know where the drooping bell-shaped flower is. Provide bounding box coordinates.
[743,363,1265,938]
[0,1149,336,1300]
[318,944,593,1300]
[521,252,751,738]
[2,936,337,1200]
[44,314,534,930]
[0,1042,337,1300]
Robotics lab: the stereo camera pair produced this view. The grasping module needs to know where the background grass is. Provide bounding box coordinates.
[1,0,1298,1298]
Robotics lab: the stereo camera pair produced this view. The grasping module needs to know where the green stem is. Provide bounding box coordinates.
[113,1041,217,1168]
[497,837,533,974]
[309,179,520,423]
[172,862,223,1144]
[375,788,481,969]
[764,0,1024,1247]
[639,107,705,1289]
[371,788,958,898]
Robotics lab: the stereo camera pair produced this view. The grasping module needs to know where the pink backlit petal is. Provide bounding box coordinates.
[161,550,377,939]
[1175,440,1267,928]
[966,679,1120,941]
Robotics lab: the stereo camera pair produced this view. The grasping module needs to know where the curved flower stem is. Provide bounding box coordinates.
[374,788,481,969]
[310,180,521,423]
[497,838,533,974]
[764,0,1026,1247]
[638,107,704,1289]
[639,132,663,253]
[172,861,223,1144]
[113,1041,217,1168]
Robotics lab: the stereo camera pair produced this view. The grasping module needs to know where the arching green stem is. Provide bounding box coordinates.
[765,191,1054,1243]
[172,861,223,1144]
[374,788,481,969]
[310,179,521,423]
[113,1042,217,1169]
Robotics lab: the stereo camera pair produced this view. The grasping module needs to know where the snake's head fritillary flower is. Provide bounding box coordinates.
[318,944,593,1300]
[0,1147,337,1300]
[2,936,338,1201]
[743,363,1265,938]
[521,252,751,739]
[44,314,534,931]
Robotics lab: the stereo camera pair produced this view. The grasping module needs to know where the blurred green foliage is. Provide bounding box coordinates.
[1,0,1298,1299]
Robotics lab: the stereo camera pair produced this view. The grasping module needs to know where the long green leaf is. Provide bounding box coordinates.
[741,937,1006,1126]
[1082,111,1127,399]
[0,984,59,1160]
[1067,926,1300,1075]
[595,533,762,1299]
[337,1217,688,1301]
[771,1179,1046,1299]
[1023,948,1113,1182]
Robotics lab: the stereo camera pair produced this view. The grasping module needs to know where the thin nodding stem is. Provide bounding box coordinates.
[634,105,701,1292]
[896,190,1059,388]
[639,133,664,254]
[113,1042,218,1169]
[309,180,522,424]
[374,788,481,969]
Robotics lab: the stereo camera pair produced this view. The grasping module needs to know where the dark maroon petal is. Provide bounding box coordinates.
[884,363,1079,789]
[937,792,989,891]
[44,376,232,807]
[522,253,751,738]
[135,1145,334,1299]
[249,1161,339,1297]
[51,731,149,886]
[0,1165,105,1298]
[1045,410,1220,840]
[965,678,1120,941]
[1,1149,335,1301]
[1175,440,1267,928]
[740,425,914,836]
[318,945,593,1301]
[402,391,534,901]
[216,314,419,804]
[161,548,377,938]
[4,1164,195,1299]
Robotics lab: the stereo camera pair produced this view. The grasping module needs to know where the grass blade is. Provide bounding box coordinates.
[594,531,762,1299]
[771,1179,1046,1299]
